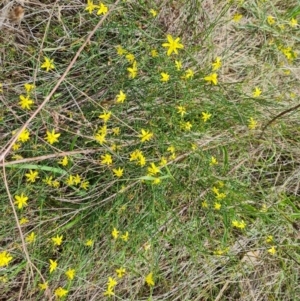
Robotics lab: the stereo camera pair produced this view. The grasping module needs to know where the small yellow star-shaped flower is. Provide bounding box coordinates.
[116,90,126,103]
[162,34,184,56]
[41,57,55,72]
[97,3,108,15]
[19,95,34,109]
[52,234,63,246]
[204,73,218,85]
[14,193,28,209]
[138,129,153,142]
[45,129,60,145]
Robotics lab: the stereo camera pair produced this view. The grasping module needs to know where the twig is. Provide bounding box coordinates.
[0,148,102,167]
[214,280,230,301]
[258,103,300,139]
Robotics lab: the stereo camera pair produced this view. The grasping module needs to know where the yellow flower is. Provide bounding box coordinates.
[58,156,68,166]
[281,46,297,61]
[0,251,13,267]
[101,153,113,165]
[138,129,153,142]
[103,287,115,296]
[45,129,60,145]
[214,248,229,256]
[289,18,298,27]
[107,277,117,289]
[145,272,155,287]
[267,15,275,25]
[26,232,36,243]
[24,83,35,94]
[266,235,273,243]
[17,129,30,143]
[167,146,175,153]
[182,68,194,79]
[175,60,182,70]
[216,192,226,200]
[130,149,143,161]
[66,175,74,186]
[260,203,269,214]
[99,110,111,123]
[49,259,57,273]
[201,200,208,208]
[12,154,23,160]
[126,53,135,63]
[214,202,221,210]
[116,90,126,103]
[52,180,60,188]
[116,45,127,55]
[85,0,98,14]
[0,83,2,92]
[204,73,218,85]
[41,57,55,72]
[212,186,219,195]
[127,61,138,79]
[210,156,218,166]
[112,227,119,239]
[94,132,106,144]
[14,193,28,209]
[267,246,276,255]
[121,231,129,242]
[212,57,222,71]
[97,3,108,15]
[150,49,158,57]
[110,143,121,151]
[201,112,211,122]
[217,181,224,188]
[153,177,161,184]
[25,170,39,183]
[73,174,81,185]
[38,282,48,291]
[232,13,242,22]
[160,157,167,166]
[113,167,124,178]
[162,34,184,56]
[20,217,29,225]
[116,267,126,278]
[252,87,262,97]
[112,127,120,135]
[65,268,75,280]
[248,117,258,130]
[147,163,160,175]
[160,72,170,82]
[80,181,90,190]
[85,239,94,247]
[143,242,151,251]
[181,121,192,131]
[98,126,107,137]
[19,95,34,110]
[54,287,68,298]
[232,220,246,229]
[12,143,21,151]
[43,176,53,186]
[138,154,146,166]
[149,9,157,17]
[52,234,63,246]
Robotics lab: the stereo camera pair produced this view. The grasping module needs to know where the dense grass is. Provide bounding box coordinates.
[1,0,300,300]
